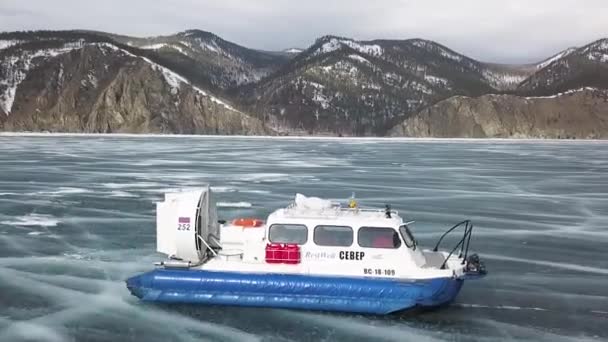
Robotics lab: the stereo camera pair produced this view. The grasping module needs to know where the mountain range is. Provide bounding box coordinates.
[1,29,607,138]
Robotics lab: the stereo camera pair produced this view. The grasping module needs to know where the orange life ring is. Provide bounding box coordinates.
[232,218,264,228]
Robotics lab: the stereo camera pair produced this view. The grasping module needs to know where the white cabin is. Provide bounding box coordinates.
[156,188,467,281]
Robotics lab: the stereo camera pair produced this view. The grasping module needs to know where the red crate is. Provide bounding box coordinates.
[284,244,301,264]
[265,243,284,263]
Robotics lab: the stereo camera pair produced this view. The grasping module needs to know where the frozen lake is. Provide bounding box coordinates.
[0,135,607,341]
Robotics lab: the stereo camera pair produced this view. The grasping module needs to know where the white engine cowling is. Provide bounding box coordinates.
[156,186,219,262]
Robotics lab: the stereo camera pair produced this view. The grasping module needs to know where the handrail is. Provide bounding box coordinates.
[433,220,470,251]
[432,220,474,269]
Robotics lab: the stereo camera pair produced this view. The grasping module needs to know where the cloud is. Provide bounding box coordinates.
[0,0,607,63]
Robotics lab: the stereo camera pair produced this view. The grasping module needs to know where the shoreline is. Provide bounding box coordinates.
[1,132,607,143]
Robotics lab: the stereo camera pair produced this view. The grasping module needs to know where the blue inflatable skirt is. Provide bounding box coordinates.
[126,269,464,315]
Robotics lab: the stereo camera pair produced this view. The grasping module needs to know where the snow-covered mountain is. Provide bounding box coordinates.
[535,47,577,70]
[242,36,538,135]
[517,39,608,95]
[283,48,303,54]
[1,30,607,137]
[0,31,268,133]
[102,29,290,90]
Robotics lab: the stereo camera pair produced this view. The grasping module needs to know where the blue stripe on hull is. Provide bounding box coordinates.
[126,269,464,315]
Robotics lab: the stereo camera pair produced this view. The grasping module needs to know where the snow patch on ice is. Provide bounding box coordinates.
[456,304,547,311]
[240,189,271,195]
[216,201,252,208]
[63,253,88,260]
[37,187,91,196]
[1,213,60,227]
[210,186,237,193]
[109,190,138,198]
[238,173,289,183]
[102,182,160,189]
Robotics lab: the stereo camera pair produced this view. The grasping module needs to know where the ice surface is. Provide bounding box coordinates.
[0,136,607,341]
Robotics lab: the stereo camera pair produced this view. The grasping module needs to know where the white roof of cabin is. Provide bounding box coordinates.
[267,206,404,227]
[266,193,405,227]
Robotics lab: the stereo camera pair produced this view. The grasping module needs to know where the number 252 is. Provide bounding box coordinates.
[178,223,191,231]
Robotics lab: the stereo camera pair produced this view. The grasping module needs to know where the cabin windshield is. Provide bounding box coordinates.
[399,225,416,249]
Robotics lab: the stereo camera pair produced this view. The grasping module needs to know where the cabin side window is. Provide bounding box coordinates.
[357,227,402,249]
[313,225,353,247]
[268,224,308,244]
[399,225,416,249]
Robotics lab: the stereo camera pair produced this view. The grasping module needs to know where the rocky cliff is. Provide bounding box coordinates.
[0,37,269,135]
[389,88,608,138]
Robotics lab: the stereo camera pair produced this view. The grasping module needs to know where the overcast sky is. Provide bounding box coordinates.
[1,0,607,63]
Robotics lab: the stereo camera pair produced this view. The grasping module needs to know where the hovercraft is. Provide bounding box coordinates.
[126,186,486,315]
